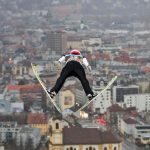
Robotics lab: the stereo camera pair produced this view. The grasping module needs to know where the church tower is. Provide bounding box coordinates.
[48,118,68,150]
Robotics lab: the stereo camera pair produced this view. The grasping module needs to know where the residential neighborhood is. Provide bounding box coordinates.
[0,0,150,150]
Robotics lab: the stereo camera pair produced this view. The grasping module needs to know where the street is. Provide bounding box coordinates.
[122,139,146,150]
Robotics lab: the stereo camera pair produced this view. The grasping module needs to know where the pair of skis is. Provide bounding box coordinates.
[31,63,117,117]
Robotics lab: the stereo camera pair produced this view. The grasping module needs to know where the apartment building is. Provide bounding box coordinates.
[112,85,139,103]
[92,85,112,114]
[46,31,67,54]
[124,93,150,112]
[0,122,21,142]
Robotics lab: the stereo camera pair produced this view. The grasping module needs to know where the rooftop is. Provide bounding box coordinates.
[27,113,48,124]
[124,118,138,124]
[107,104,124,112]
[7,84,42,92]
[63,126,121,145]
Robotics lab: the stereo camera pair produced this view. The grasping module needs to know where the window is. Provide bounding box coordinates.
[17,70,20,75]
[86,147,96,150]
[104,147,107,150]
[70,147,73,150]
[114,147,117,150]
[89,147,92,150]
[54,133,60,143]
[56,123,59,129]
[66,147,76,150]
[22,68,25,74]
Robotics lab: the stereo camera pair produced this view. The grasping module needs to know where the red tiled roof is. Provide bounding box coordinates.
[125,107,136,112]
[63,127,121,145]
[124,118,138,124]
[27,113,48,124]
[7,85,22,91]
[7,84,42,92]
[20,84,41,92]
[107,104,124,112]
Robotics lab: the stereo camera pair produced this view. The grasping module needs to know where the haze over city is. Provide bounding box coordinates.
[0,0,150,150]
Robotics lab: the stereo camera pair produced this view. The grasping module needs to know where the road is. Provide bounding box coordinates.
[122,139,145,150]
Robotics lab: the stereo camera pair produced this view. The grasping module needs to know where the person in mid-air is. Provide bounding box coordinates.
[47,49,95,101]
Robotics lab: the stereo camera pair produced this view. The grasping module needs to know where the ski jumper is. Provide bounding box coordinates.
[50,50,94,96]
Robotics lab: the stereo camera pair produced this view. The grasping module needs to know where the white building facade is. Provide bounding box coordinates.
[134,125,150,138]
[92,86,112,114]
[119,117,138,136]
[124,93,150,112]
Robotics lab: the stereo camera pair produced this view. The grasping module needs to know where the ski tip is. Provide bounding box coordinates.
[31,63,37,67]
[114,76,117,79]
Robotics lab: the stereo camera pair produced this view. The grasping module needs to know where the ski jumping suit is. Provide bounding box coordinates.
[50,51,94,97]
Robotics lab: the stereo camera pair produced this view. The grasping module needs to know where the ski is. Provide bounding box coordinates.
[31,63,62,113]
[75,75,117,113]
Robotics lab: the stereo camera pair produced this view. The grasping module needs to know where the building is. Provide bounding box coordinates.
[124,93,150,112]
[75,88,86,105]
[0,114,27,125]
[134,125,150,145]
[11,102,24,113]
[30,103,43,113]
[16,126,41,149]
[134,125,150,138]
[31,63,58,86]
[58,90,75,111]
[27,113,48,135]
[5,85,21,101]
[0,145,4,150]
[0,122,21,142]
[92,83,112,114]
[12,60,31,76]
[119,117,139,137]
[6,84,43,103]
[0,100,11,114]
[82,37,102,52]
[46,31,67,54]
[48,119,122,150]
[112,85,139,103]
[106,104,124,125]
[67,37,83,50]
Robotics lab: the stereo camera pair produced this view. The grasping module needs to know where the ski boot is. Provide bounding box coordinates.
[47,89,56,99]
[87,93,97,101]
